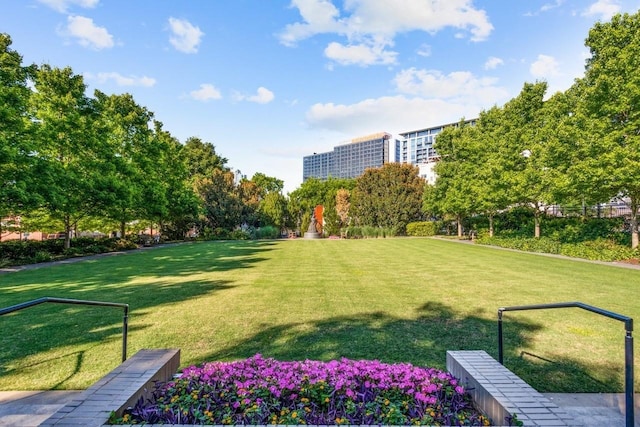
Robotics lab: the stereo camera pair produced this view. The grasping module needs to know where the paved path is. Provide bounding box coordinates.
[0,390,638,426]
[0,391,81,426]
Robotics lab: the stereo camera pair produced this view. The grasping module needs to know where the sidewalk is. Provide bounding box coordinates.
[0,390,638,426]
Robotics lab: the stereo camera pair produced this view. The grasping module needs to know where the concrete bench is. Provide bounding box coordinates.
[41,348,180,427]
[447,350,574,426]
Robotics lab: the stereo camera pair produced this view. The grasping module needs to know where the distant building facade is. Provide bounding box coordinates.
[399,119,476,184]
[303,132,399,181]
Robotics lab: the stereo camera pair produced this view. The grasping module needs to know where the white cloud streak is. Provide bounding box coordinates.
[87,72,156,87]
[530,54,560,78]
[37,0,98,13]
[279,0,493,67]
[305,67,509,135]
[582,0,621,20]
[190,84,222,101]
[168,17,204,53]
[62,15,113,50]
[234,87,275,104]
[484,56,504,70]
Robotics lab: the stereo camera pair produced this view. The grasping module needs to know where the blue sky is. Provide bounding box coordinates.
[2,0,638,193]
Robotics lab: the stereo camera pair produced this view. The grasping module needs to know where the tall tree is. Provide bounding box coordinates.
[0,34,38,238]
[500,82,551,238]
[428,123,479,237]
[94,91,154,238]
[351,163,424,234]
[30,65,107,249]
[195,168,242,232]
[183,137,228,179]
[578,11,640,248]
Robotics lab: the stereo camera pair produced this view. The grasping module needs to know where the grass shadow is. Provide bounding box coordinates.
[200,301,622,393]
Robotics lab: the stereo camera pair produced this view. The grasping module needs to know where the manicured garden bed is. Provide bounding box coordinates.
[112,354,489,426]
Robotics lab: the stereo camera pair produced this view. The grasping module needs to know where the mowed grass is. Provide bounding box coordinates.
[0,238,638,393]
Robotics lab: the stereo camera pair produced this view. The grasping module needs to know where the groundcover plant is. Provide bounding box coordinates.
[116,354,490,425]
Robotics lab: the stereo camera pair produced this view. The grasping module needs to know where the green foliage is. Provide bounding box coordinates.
[0,237,138,267]
[344,225,397,238]
[475,235,638,262]
[351,163,424,234]
[406,221,439,236]
[254,226,280,239]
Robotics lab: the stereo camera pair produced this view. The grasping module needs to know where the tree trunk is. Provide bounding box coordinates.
[534,211,541,239]
[488,214,494,238]
[120,220,126,239]
[631,196,639,249]
[457,214,463,238]
[64,216,72,250]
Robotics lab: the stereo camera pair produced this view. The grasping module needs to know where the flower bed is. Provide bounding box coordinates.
[113,354,490,425]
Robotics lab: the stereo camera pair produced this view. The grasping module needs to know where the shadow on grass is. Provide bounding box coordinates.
[0,241,275,382]
[200,301,623,393]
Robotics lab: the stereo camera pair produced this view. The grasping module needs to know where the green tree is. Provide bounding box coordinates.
[94,91,154,238]
[288,177,355,231]
[183,136,228,179]
[251,172,284,198]
[259,191,287,231]
[498,82,551,238]
[195,168,242,232]
[30,65,109,249]
[351,163,424,234]
[578,11,640,248]
[427,123,479,237]
[0,34,39,238]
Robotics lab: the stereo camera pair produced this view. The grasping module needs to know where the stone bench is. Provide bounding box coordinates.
[447,350,574,426]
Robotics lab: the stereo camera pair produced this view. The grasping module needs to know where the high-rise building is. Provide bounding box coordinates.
[303,132,399,181]
[399,119,476,184]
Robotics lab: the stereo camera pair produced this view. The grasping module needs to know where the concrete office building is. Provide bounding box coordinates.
[399,119,476,184]
[303,132,399,181]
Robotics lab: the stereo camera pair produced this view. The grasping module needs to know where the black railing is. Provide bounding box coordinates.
[0,297,129,362]
[498,301,634,427]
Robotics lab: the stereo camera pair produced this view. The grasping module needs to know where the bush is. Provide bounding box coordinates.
[475,235,639,262]
[254,226,280,239]
[0,237,140,267]
[406,221,438,237]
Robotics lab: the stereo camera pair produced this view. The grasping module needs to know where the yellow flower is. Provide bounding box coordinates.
[325,397,330,403]
[291,411,298,419]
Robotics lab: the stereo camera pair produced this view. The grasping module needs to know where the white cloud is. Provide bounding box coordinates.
[37,0,98,13]
[87,72,156,87]
[416,44,431,57]
[62,15,113,50]
[305,66,511,135]
[324,41,397,66]
[190,84,222,101]
[306,95,481,136]
[168,17,204,54]
[279,0,493,66]
[582,0,621,20]
[530,54,560,78]
[484,56,504,70]
[234,87,275,104]
[393,68,509,104]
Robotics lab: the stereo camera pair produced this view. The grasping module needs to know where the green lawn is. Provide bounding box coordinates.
[0,238,638,393]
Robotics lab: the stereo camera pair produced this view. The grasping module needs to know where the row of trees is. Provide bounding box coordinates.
[424,11,640,248]
[0,33,291,247]
[1,32,426,245]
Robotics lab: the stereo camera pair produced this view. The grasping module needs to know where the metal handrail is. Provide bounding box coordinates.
[498,301,634,427]
[0,297,129,362]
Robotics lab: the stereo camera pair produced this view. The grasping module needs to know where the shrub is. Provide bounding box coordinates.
[117,354,489,426]
[475,235,639,262]
[255,226,280,240]
[406,221,438,237]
